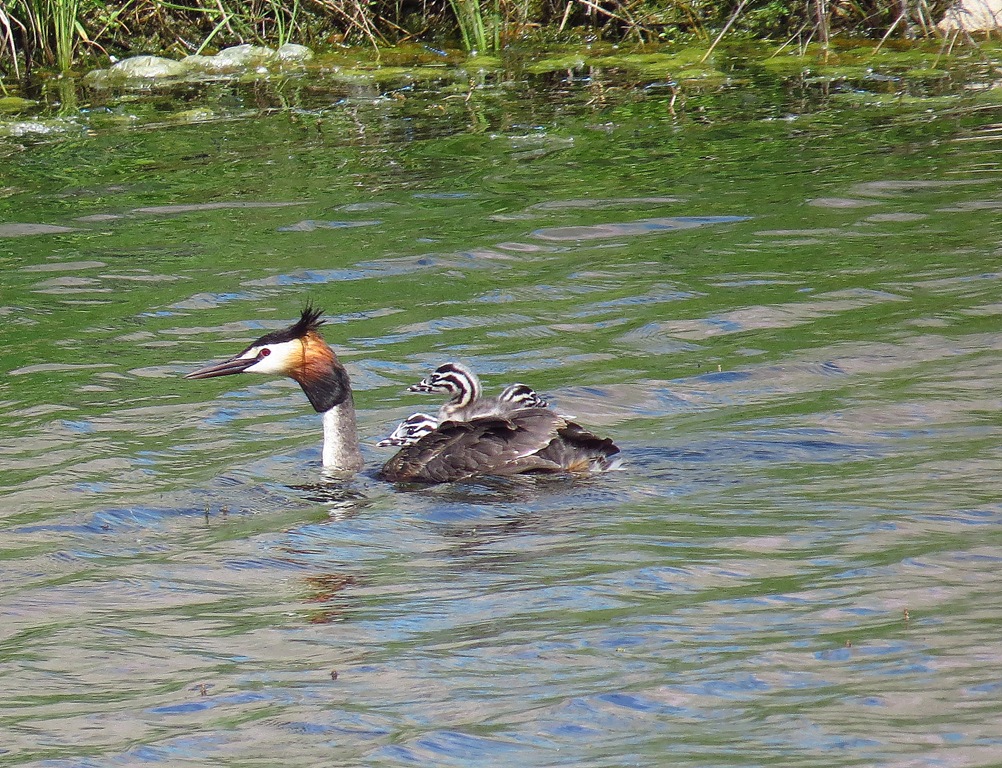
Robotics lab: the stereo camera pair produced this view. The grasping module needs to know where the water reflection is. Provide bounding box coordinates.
[531,215,749,241]
[0,222,83,236]
[276,219,383,231]
[2,53,1002,768]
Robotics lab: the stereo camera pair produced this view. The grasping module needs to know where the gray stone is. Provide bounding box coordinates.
[109,55,188,79]
[939,0,1002,30]
[179,55,218,73]
[278,44,314,63]
[212,44,277,70]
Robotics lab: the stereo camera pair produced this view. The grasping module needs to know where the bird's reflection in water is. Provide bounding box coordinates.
[286,473,371,519]
[405,472,575,505]
[282,472,604,623]
[409,473,592,566]
[302,572,360,624]
[279,475,369,625]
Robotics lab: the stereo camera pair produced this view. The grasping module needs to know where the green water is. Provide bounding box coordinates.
[1,46,1002,766]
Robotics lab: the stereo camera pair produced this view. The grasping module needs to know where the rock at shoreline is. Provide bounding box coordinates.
[278,44,314,63]
[84,44,314,88]
[206,44,277,71]
[938,0,1002,30]
[110,55,188,79]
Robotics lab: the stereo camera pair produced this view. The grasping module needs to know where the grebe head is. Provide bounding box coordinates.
[407,362,481,406]
[377,412,438,447]
[184,304,350,413]
[498,383,548,410]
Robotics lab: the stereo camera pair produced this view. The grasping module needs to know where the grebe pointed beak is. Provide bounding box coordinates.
[184,356,257,380]
[407,381,437,393]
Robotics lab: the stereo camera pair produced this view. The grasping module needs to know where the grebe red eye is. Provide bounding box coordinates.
[259,348,271,357]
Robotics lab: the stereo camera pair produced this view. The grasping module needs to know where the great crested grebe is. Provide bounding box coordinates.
[408,362,548,421]
[185,306,620,483]
[377,375,548,448]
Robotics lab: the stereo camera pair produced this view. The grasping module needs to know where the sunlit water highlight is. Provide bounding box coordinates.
[2,54,1002,767]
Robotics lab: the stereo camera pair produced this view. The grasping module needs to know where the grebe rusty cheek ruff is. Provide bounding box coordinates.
[185,306,619,483]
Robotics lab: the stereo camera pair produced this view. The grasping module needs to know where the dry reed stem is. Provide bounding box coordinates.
[873,9,905,54]
[769,22,809,58]
[558,1,573,31]
[699,0,748,64]
[1,5,24,78]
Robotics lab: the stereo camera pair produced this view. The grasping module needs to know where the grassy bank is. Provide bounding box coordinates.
[0,0,959,80]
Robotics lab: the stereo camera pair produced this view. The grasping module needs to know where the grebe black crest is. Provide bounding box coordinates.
[186,306,619,482]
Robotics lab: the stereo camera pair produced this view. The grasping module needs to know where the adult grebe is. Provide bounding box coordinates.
[185,306,619,483]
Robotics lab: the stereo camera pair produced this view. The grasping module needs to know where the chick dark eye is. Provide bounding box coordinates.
[259,348,271,358]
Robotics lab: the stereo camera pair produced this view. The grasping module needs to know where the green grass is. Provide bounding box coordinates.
[0,0,974,78]
[6,0,82,73]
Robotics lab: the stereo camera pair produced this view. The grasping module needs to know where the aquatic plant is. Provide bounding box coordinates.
[2,0,94,75]
[448,0,492,52]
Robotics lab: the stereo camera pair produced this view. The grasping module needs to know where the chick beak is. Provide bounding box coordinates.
[184,355,257,380]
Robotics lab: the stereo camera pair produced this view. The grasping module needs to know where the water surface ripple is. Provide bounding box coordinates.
[1,61,1001,768]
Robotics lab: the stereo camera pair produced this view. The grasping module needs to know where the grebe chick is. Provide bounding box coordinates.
[377,412,438,447]
[407,362,484,421]
[380,384,546,447]
[498,383,548,410]
[409,363,548,421]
